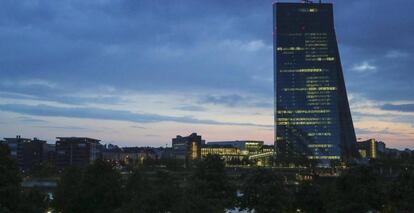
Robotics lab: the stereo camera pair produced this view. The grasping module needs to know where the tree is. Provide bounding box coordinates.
[118,169,183,213]
[53,167,83,213]
[30,161,58,178]
[295,182,324,213]
[387,168,414,211]
[78,159,123,213]
[0,144,21,212]
[54,160,123,213]
[148,170,183,213]
[0,144,48,213]
[322,166,386,213]
[119,169,150,212]
[238,169,294,213]
[183,155,236,213]
[18,188,49,213]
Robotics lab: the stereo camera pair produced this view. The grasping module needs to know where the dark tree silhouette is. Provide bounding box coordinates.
[183,155,236,213]
[117,169,151,212]
[295,182,324,213]
[53,167,83,213]
[78,159,123,213]
[18,188,49,213]
[0,144,21,212]
[387,169,414,211]
[239,169,294,213]
[322,166,386,213]
[54,160,122,213]
[118,169,183,213]
[0,144,48,213]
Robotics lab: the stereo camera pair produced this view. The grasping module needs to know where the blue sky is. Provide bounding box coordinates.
[0,0,413,148]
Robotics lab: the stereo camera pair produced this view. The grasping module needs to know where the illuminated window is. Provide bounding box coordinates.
[191,142,198,160]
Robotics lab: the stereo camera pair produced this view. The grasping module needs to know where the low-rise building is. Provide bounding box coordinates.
[103,145,157,164]
[201,140,274,166]
[152,147,173,159]
[201,144,243,163]
[207,140,264,155]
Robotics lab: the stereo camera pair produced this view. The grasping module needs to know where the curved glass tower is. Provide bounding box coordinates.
[273,2,358,166]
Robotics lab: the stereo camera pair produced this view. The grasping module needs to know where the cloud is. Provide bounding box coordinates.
[355,127,399,136]
[200,94,273,109]
[220,39,270,52]
[381,104,414,112]
[385,50,410,59]
[130,125,147,129]
[351,61,377,73]
[0,103,271,128]
[1,0,411,103]
[0,79,57,88]
[17,116,48,123]
[354,119,414,149]
[175,105,207,112]
[31,125,91,131]
[0,80,122,106]
[201,95,244,107]
[1,0,414,147]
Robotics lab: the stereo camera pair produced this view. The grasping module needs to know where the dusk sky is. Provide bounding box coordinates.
[0,0,413,149]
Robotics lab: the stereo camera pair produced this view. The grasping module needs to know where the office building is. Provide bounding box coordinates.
[357,138,386,159]
[201,140,274,166]
[207,140,264,155]
[201,144,243,163]
[55,137,102,169]
[274,2,358,166]
[172,133,203,166]
[3,136,48,171]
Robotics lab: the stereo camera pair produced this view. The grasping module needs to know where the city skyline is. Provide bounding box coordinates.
[1,0,414,149]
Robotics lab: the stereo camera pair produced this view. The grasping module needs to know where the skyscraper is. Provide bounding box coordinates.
[273,2,358,166]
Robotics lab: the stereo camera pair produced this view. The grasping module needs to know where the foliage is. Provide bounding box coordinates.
[52,167,83,213]
[79,159,123,213]
[321,166,386,213]
[53,160,123,213]
[239,169,294,213]
[295,182,324,213]
[30,161,58,178]
[182,155,236,213]
[118,169,151,212]
[0,144,48,213]
[0,144,21,212]
[118,169,183,213]
[6,150,414,213]
[18,188,49,213]
[386,168,414,211]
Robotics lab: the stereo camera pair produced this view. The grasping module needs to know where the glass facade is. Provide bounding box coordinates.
[201,141,274,166]
[274,3,358,166]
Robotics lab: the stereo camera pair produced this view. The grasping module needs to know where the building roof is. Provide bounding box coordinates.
[202,144,237,149]
[56,137,101,142]
[208,140,264,144]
